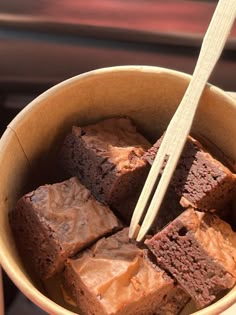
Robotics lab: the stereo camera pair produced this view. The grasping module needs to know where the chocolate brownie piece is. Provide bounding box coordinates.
[146,208,236,309]
[63,228,189,315]
[144,135,235,211]
[59,118,151,222]
[9,177,121,279]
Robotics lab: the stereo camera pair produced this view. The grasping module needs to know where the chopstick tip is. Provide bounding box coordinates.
[136,226,148,242]
[129,224,140,240]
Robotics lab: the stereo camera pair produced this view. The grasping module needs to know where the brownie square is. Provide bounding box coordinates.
[144,135,235,211]
[59,118,151,222]
[63,228,189,315]
[146,208,236,309]
[9,177,121,279]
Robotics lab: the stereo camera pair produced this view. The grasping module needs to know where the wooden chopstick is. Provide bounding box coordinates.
[129,0,236,241]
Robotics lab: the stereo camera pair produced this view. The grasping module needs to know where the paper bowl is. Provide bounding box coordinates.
[0,66,236,315]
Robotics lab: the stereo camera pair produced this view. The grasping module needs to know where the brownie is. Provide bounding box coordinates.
[144,135,235,211]
[59,118,151,222]
[145,208,236,309]
[9,177,121,279]
[63,228,189,315]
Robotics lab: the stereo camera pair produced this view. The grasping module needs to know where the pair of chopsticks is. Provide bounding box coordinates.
[129,0,236,242]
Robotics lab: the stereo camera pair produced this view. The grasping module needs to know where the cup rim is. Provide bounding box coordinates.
[5,65,236,130]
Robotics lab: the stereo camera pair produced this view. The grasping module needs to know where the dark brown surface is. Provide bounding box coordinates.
[146,209,236,309]
[59,118,151,223]
[149,185,185,234]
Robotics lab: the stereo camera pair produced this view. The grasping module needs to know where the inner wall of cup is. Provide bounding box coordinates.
[9,69,236,190]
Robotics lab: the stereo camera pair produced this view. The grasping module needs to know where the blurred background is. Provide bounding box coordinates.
[0,0,236,313]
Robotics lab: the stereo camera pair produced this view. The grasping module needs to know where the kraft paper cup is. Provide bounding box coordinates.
[0,66,236,315]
